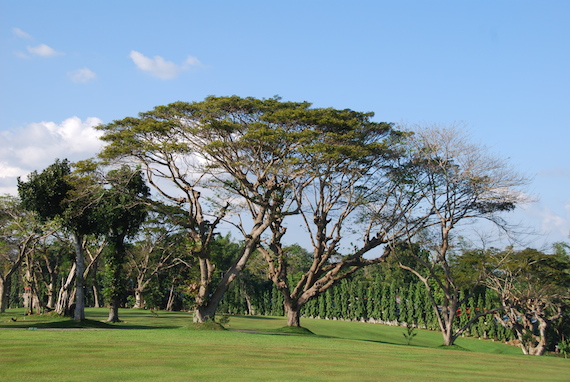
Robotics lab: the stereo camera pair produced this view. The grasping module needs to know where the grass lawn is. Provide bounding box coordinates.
[0,308,568,381]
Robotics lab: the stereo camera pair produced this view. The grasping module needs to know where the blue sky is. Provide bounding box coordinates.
[1,1,569,248]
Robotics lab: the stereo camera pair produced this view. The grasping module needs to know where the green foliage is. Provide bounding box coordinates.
[188,320,226,331]
[557,339,570,358]
[216,314,230,326]
[17,159,72,223]
[99,167,150,318]
[17,158,106,236]
[403,322,418,345]
[485,246,570,352]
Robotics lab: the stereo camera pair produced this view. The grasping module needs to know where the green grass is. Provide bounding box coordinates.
[0,308,568,381]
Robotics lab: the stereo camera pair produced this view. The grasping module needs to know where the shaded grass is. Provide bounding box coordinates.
[0,308,568,381]
[273,325,315,335]
[0,308,179,329]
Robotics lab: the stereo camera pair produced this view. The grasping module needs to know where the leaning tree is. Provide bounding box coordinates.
[392,124,529,346]
[96,96,317,322]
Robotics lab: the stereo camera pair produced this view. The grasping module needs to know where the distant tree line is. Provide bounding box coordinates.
[216,245,570,354]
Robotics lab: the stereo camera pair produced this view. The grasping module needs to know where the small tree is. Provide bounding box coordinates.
[403,322,418,345]
[486,248,570,355]
[0,196,53,312]
[558,339,570,358]
[126,212,193,309]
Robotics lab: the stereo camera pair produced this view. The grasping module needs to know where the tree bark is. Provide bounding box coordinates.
[72,232,86,321]
[515,318,548,356]
[92,285,100,308]
[442,327,457,346]
[42,254,58,310]
[46,281,56,309]
[107,298,121,323]
[55,262,76,315]
[0,240,28,313]
[89,262,101,308]
[0,276,11,313]
[284,302,302,327]
[193,303,218,323]
[193,223,268,323]
[166,284,175,311]
[244,292,255,316]
[24,253,43,314]
[133,289,144,309]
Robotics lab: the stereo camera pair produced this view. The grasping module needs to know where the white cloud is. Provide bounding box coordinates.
[0,117,105,195]
[183,55,202,68]
[14,51,30,59]
[0,162,27,179]
[530,205,570,241]
[13,27,32,39]
[68,68,97,83]
[27,44,62,58]
[129,50,201,80]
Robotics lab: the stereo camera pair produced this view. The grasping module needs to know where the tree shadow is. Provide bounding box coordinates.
[1,319,178,330]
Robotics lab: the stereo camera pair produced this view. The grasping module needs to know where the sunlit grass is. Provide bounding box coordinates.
[0,308,567,381]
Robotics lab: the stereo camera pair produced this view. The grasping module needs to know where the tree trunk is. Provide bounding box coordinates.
[0,243,27,313]
[46,281,56,309]
[104,235,127,323]
[90,267,101,308]
[193,303,218,323]
[0,277,10,313]
[166,285,175,311]
[92,285,100,308]
[41,253,58,310]
[441,307,458,346]
[193,234,264,323]
[442,328,457,346]
[31,292,41,314]
[72,232,86,321]
[133,289,144,309]
[107,298,121,323]
[517,321,547,356]
[24,256,43,315]
[244,292,255,315]
[285,302,301,327]
[56,262,76,315]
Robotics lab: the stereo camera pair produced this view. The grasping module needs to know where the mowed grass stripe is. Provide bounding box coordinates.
[0,309,568,381]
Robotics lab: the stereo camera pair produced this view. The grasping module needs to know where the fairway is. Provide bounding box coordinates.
[0,308,568,381]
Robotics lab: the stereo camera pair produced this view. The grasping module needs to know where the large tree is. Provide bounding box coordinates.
[393,125,529,346]
[255,126,431,327]
[97,165,150,322]
[97,96,312,322]
[18,159,106,321]
[190,98,435,327]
